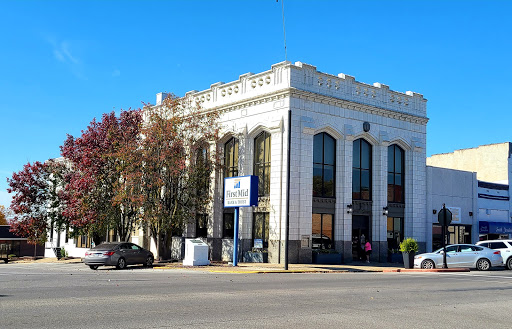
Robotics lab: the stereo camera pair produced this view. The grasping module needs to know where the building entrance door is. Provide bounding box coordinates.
[352,215,370,261]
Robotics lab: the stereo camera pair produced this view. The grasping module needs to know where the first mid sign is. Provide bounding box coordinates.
[224,175,259,208]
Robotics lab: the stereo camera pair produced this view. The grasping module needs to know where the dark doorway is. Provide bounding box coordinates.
[352,215,370,261]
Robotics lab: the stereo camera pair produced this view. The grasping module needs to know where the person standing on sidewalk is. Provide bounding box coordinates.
[364,240,372,263]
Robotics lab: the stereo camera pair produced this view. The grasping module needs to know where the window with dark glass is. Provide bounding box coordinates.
[388,145,404,203]
[352,139,372,200]
[253,212,269,248]
[223,138,238,240]
[313,133,335,197]
[432,224,472,250]
[387,217,404,251]
[196,214,207,238]
[223,213,234,239]
[254,131,271,196]
[196,145,210,196]
[224,137,239,178]
[312,213,333,250]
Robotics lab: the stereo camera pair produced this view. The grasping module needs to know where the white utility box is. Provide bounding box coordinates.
[183,239,210,266]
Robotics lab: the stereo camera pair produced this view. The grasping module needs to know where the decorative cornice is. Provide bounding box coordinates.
[290,88,429,125]
[203,87,429,126]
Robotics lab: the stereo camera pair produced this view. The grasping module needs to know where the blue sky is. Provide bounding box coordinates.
[1,0,511,208]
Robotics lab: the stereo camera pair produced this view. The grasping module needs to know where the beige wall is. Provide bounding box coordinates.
[427,143,511,183]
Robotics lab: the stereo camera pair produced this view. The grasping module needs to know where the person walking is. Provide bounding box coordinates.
[364,240,372,263]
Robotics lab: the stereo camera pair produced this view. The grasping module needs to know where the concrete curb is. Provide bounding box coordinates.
[383,268,471,273]
[13,258,475,274]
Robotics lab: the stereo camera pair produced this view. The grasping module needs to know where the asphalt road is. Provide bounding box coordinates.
[1,263,512,328]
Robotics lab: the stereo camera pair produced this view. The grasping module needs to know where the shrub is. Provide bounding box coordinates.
[60,247,68,258]
[399,238,419,253]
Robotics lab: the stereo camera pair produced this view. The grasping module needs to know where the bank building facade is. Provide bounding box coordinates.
[158,61,428,264]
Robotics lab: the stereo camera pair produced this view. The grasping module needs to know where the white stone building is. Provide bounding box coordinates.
[160,61,429,264]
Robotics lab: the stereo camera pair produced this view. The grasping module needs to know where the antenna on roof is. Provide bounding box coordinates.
[278,0,288,61]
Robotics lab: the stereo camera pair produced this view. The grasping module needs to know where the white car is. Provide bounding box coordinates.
[414,244,503,271]
[476,240,512,270]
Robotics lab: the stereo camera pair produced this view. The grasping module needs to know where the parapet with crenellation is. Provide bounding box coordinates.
[155,61,427,119]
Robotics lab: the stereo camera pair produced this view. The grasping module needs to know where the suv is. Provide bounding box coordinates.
[476,240,512,270]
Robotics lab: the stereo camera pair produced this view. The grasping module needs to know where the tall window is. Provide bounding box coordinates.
[254,131,271,197]
[253,212,269,248]
[313,133,335,197]
[196,214,207,238]
[352,139,372,200]
[224,137,239,178]
[388,145,404,203]
[223,138,238,240]
[196,145,210,196]
[387,217,404,251]
[312,214,333,250]
[223,213,234,239]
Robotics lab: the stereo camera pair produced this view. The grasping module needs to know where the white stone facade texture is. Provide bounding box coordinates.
[159,61,428,263]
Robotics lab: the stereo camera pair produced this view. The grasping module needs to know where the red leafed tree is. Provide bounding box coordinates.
[7,161,51,244]
[7,160,70,244]
[135,95,221,259]
[61,110,143,243]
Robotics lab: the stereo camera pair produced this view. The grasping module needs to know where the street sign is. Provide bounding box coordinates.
[438,207,452,226]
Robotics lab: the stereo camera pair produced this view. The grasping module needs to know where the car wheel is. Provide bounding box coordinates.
[116,257,127,270]
[507,257,512,270]
[143,256,154,268]
[476,258,491,271]
[89,265,99,270]
[421,259,435,269]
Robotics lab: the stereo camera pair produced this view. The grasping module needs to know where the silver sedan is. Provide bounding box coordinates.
[414,244,503,271]
[83,242,154,270]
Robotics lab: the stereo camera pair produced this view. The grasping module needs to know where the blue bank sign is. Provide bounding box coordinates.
[224,175,258,208]
[479,221,512,234]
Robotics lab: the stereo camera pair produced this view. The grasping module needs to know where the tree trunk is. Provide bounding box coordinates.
[151,229,161,261]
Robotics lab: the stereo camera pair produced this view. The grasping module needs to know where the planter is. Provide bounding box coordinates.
[387,253,403,264]
[243,251,268,263]
[402,252,415,269]
[313,251,342,265]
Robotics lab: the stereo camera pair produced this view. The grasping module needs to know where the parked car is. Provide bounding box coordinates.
[83,242,154,270]
[476,240,512,270]
[414,244,503,271]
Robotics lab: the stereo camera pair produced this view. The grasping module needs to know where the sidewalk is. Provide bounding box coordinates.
[8,257,470,273]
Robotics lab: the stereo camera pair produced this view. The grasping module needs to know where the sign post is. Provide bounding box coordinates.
[224,175,258,266]
[438,204,452,269]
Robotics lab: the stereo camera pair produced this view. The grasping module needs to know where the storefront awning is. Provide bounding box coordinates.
[479,221,512,234]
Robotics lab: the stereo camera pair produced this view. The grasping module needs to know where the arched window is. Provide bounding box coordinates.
[387,145,404,203]
[224,137,239,178]
[254,131,271,197]
[195,145,209,193]
[352,138,372,200]
[313,132,335,197]
[223,137,238,239]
